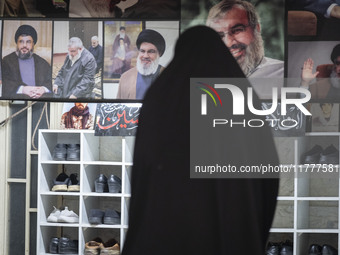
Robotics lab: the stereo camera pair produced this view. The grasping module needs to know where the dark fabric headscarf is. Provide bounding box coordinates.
[122,26,279,255]
[65,105,90,129]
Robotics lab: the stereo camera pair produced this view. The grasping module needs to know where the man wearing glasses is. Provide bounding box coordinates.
[207,0,284,99]
[117,29,166,99]
[301,44,340,99]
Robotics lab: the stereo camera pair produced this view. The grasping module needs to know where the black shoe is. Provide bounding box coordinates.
[89,209,105,224]
[58,237,78,254]
[49,237,59,254]
[103,209,121,225]
[66,144,80,161]
[322,244,338,255]
[52,144,67,161]
[309,244,322,255]
[52,173,70,192]
[67,173,80,192]
[280,240,293,255]
[301,145,323,164]
[95,174,108,192]
[319,145,339,164]
[108,175,122,193]
[266,242,280,255]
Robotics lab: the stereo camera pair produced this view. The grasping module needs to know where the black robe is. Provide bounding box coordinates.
[2,52,52,99]
[89,44,103,73]
[122,26,279,255]
[54,48,97,99]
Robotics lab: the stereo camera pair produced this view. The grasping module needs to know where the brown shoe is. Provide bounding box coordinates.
[85,240,101,255]
[99,239,120,254]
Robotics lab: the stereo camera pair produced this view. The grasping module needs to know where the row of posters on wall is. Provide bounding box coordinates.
[63,102,338,136]
[63,103,141,136]
[2,0,340,135]
[0,20,179,100]
[2,1,340,101]
[2,1,340,102]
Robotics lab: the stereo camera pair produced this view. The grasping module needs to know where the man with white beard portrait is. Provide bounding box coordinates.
[117,29,165,99]
[206,0,284,99]
[301,44,340,99]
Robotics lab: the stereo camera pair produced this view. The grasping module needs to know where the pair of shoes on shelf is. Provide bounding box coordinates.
[266,240,293,255]
[52,143,80,161]
[301,144,339,164]
[47,206,79,223]
[85,238,120,255]
[95,174,121,193]
[52,173,80,192]
[50,237,78,254]
[309,244,338,255]
[88,209,120,225]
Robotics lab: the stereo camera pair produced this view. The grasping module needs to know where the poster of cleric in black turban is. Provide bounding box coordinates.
[1,20,53,100]
[102,21,179,100]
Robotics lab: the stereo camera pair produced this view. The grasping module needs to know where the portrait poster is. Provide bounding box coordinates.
[53,21,103,100]
[1,20,53,100]
[94,103,141,136]
[103,21,143,81]
[60,102,97,130]
[102,20,180,100]
[310,103,339,132]
[287,41,340,100]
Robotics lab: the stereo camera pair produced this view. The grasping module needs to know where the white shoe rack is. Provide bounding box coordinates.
[37,130,340,254]
[37,129,134,254]
[270,133,340,254]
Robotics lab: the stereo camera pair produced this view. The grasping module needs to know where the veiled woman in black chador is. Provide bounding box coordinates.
[122,26,279,255]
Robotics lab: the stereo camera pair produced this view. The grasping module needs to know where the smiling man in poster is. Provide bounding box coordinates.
[117,29,166,99]
[206,0,284,99]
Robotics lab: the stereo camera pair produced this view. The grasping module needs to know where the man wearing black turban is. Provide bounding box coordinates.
[117,29,166,99]
[122,26,279,255]
[2,24,52,99]
[301,44,340,99]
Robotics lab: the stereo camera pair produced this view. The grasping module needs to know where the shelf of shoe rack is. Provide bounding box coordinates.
[269,133,340,255]
[37,130,340,254]
[37,129,134,254]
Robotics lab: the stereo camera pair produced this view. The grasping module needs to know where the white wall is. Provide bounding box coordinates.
[53,21,70,54]
[145,21,180,67]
